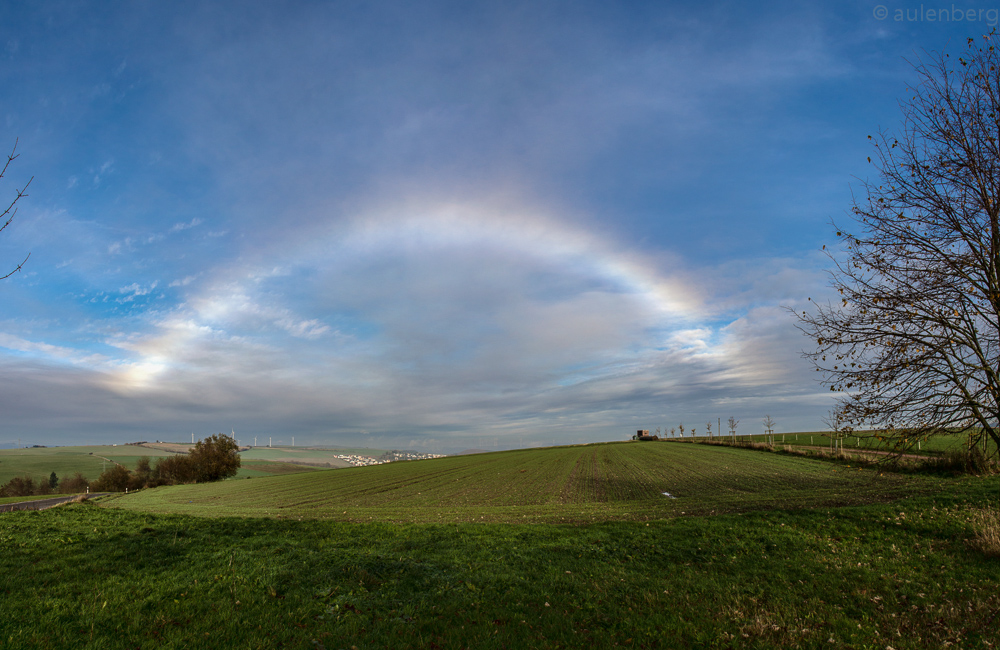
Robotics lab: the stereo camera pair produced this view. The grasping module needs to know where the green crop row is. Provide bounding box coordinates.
[104,441,932,523]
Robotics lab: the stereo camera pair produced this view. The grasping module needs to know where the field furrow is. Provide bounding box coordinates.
[103,441,929,523]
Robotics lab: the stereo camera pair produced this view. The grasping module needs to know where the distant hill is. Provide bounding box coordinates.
[452,448,491,455]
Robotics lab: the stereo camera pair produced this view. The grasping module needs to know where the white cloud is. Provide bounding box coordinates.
[92,158,114,186]
[169,218,203,233]
[0,1,879,448]
[117,281,159,303]
[276,317,330,339]
[0,333,109,366]
[0,200,841,447]
[168,274,199,287]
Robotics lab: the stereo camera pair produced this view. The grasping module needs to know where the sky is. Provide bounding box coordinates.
[0,0,993,451]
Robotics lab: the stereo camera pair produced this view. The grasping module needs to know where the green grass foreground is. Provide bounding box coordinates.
[1,483,998,649]
[2,442,999,649]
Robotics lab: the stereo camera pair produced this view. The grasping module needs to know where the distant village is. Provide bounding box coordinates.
[374,450,446,464]
[127,441,446,467]
[311,450,445,467]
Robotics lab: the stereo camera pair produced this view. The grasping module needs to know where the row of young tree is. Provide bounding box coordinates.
[649,416,749,439]
[0,434,241,496]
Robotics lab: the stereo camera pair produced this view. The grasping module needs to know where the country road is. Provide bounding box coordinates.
[0,493,109,513]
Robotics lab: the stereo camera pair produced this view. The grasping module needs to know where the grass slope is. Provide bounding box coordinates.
[106,441,931,523]
[239,447,356,468]
[237,460,322,477]
[1,478,998,649]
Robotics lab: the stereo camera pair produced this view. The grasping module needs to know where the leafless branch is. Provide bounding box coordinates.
[0,138,30,278]
[796,35,1000,459]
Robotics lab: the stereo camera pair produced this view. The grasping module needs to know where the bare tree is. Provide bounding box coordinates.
[797,35,1000,459]
[822,408,845,452]
[728,416,739,442]
[763,415,776,445]
[706,421,713,440]
[0,139,30,279]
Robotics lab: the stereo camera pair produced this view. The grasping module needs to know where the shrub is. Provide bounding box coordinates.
[138,436,242,487]
[188,434,241,482]
[90,464,132,492]
[133,456,152,488]
[152,454,197,485]
[933,447,993,475]
[0,475,36,497]
[60,472,90,493]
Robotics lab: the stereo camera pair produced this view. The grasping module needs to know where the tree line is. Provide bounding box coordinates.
[0,471,89,497]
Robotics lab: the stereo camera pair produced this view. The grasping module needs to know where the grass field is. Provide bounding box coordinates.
[105,441,932,523]
[0,445,178,486]
[3,441,999,649]
[1,475,998,647]
[685,431,973,456]
[0,445,318,486]
[239,447,360,468]
[238,460,322,477]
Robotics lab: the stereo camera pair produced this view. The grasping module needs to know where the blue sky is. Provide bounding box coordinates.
[0,0,992,451]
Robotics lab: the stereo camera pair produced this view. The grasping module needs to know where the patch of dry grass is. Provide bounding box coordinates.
[967,507,1000,557]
